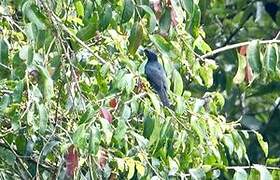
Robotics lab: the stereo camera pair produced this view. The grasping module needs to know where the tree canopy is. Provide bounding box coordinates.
[0,0,280,179]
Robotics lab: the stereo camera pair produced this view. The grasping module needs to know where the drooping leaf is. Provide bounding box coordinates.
[0,39,8,65]
[128,22,143,55]
[189,168,206,180]
[148,92,161,113]
[264,44,278,73]
[150,34,176,58]
[254,131,268,157]
[199,66,214,88]
[0,94,10,112]
[172,69,183,95]
[65,145,79,178]
[175,95,185,115]
[135,161,145,176]
[181,0,194,15]
[89,125,101,155]
[100,117,113,145]
[73,124,88,149]
[139,5,157,32]
[77,13,99,41]
[159,7,171,36]
[121,0,134,23]
[99,3,112,31]
[22,1,47,30]
[233,168,248,180]
[247,40,262,73]
[19,45,33,65]
[233,54,246,84]
[126,158,135,179]
[41,140,59,159]
[188,4,201,38]
[114,118,127,143]
[12,80,24,103]
[121,104,131,120]
[36,65,54,102]
[253,164,272,180]
[193,35,212,53]
[100,108,113,123]
[37,103,48,133]
[0,147,16,166]
[143,116,155,138]
[245,61,254,83]
[223,134,234,155]
[74,0,84,17]
[79,105,95,124]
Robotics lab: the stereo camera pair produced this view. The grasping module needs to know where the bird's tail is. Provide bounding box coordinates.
[158,88,170,107]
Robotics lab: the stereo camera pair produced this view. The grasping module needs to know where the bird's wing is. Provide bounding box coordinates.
[145,63,165,90]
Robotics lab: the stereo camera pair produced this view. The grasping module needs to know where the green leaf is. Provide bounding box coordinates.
[169,157,179,176]
[265,44,278,73]
[143,116,155,139]
[36,65,54,102]
[175,95,185,115]
[27,103,35,127]
[233,54,246,84]
[114,118,127,143]
[148,92,161,113]
[41,140,59,159]
[25,23,37,43]
[159,7,171,35]
[22,1,47,30]
[255,131,268,157]
[199,66,213,88]
[188,4,201,38]
[172,69,183,95]
[100,118,113,145]
[135,161,145,176]
[233,168,248,180]
[0,39,8,65]
[121,105,131,120]
[193,35,212,53]
[77,13,99,41]
[128,22,143,55]
[0,147,16,166]
[122,0,134,23]
[37,103,48,133]
[150,34,176,58]
[253,164,272,180]
[0,94,10,112]
[223,134,234,155]
[99,3,112,31]
[247,40,262,73]
[74,0,84,17]
[79,105,94,124]
[73,124,88,150]
[148,118,161,147]
[126,158,135,179]
[189,168,206,180]
[139,5,157,32]
[181,0,194,14]
[19,45,33,65]
[89,125,101,155]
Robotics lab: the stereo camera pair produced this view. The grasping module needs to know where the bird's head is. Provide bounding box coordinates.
[144,49,158,62]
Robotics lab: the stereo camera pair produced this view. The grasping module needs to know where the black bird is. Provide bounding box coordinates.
[144,49,170,107]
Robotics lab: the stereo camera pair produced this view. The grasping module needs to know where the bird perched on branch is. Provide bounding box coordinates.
[144,49,170,107]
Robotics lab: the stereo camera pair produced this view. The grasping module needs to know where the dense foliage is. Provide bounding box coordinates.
[0,0,280,179]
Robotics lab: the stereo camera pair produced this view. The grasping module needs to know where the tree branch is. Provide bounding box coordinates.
[201,39,280,59]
